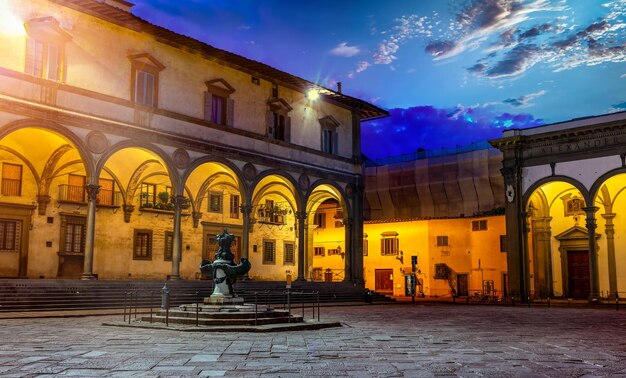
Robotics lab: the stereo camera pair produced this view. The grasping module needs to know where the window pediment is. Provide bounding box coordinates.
[25,17,72,42]
[381,231,398,237]
[268,98,292,114]
[205,79,235,97]
[319,115,340,129]
[127,53,165,72]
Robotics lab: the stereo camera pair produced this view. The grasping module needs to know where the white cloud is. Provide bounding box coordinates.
[330,42,359,57]
[356,61,371,73]
[503,90,547,108]
[621,73,626,78]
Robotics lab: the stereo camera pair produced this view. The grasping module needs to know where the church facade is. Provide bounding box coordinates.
[0,0,386,282]
[491,111,626,300]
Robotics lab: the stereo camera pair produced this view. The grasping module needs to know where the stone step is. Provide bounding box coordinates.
[141,314,303,326]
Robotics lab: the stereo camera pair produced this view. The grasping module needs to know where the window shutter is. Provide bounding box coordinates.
[285,116,291,142]
[47,44,59,81]
[267,111,275,139]
[394,238,399,254]
[204,92,213,122]
[226,98,235,127]
[25,38,35,75]
[380,238,384,255]
[333,130,339,154]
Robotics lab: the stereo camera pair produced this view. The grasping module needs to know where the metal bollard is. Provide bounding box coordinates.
[616,297,619,311]
[149,291,153,323]
[254,292,258,326]
[196,291,200,326]
[527,296,531,308]
[547,297,550,308]
[123,292,127,322]
[161,283,170,310]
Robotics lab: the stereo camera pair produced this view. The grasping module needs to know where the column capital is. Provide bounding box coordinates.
[342,217,353,227]
[85,184,100,202]
[240,204,253,216]
[295,211,308,220]
[582,206,600,215]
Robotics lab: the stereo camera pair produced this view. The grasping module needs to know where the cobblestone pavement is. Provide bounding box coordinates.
[1,304,626,377]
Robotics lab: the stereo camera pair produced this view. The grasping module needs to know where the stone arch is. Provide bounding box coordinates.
[306,179,351,216]
[523,175,590,209]
[0,119,95,180]
[183,156,248,204]
[95,139,181,191]
[251,169,302,210]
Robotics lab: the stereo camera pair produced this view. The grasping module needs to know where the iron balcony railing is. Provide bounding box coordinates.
[57,184,121,206]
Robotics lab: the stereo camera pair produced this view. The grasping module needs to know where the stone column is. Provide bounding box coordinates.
[295,211,307,281]
[81,184,99,280]
[343,217,353,282]
[531,216,553,296]
[241,205,252,261]
[602,213,617,299]
[351,178,365,284]
[583,206,600,300]
[169,195,184,280]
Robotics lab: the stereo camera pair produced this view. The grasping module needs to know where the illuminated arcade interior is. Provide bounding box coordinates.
[0,127,350,282]
[526,177,626,299]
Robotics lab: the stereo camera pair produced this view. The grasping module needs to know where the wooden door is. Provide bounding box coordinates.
[375,269,393,293]
[567,250,590,299]
[457,273,468,296]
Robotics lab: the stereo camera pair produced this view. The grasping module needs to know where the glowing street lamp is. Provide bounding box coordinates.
[306,88,320,101]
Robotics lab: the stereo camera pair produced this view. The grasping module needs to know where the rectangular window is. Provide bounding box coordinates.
[263,240,275,264]
[436,235,449,247]
[284,242,295,265]
[312,267,323,281]
[141,183,156,206]
[314,246,324,256]
[313,212,325,228]
[208,192,223,213]
[163,231,181,261]
[322,129,334,154]
[381,237,399,256]
[435,263,449,279]
[211,95,225,124]
[2,163,22,196]
[133,229,152,260]
[97,178,114,206]
[67,174,85,202]
[60,216,85,254]
[26,38,61,80]
[272,112,286,141]
[229,194,240,219]
[135,70,155,107]
[327,248,341,256]
[500,235,507,253]
[0,219,20,252]
[472,220,488,231]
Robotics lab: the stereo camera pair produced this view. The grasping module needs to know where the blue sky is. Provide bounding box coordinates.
[132,0,626,159]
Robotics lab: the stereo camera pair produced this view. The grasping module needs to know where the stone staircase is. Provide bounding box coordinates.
[0,279,395,312]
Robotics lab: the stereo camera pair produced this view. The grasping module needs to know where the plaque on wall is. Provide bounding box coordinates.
[86,131,109,154]
[172,148,190,169]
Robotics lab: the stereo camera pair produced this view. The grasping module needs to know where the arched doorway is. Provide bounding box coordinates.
[526,180,592,298]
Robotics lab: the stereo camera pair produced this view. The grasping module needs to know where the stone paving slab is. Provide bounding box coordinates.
[1,305,626,376]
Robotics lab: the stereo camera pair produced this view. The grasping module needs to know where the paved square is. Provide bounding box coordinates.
[1,305,626,377]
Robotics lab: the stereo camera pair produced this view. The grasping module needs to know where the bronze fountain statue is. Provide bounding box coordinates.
[199,228,251,298]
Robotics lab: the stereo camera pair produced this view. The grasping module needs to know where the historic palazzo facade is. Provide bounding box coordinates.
[0,0,386,282]
[491,112,626,300]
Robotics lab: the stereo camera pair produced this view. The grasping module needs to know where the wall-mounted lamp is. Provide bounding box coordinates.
[338,245,345,260]
[307,89,320,101]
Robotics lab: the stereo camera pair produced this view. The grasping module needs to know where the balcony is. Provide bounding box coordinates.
[256,205,287,225]
[57,185,121,207]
